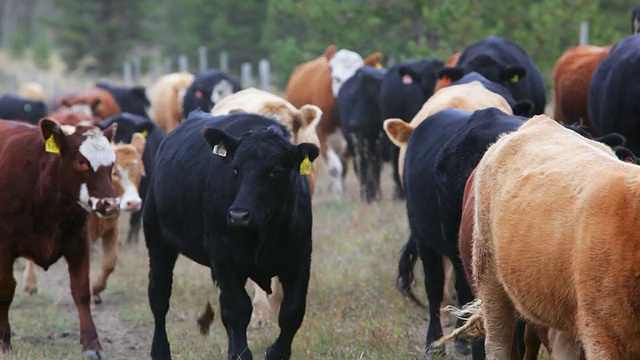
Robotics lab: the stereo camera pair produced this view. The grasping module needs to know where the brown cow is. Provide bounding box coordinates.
[466,115,640,359]
[285,45,383,195]
[433,51,462,92]
[148,72,195,132]
[48,106,96,125]
[0,118,118,358]
[552,45,611,132]
[23,134,146,304]
[65,87,121,119]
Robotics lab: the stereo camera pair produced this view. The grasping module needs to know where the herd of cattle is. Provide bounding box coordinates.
[2,10,640,360]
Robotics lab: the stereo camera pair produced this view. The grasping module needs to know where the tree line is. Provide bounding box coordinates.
[0,0,634,90]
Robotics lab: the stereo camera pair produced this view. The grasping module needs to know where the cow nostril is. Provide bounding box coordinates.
[126,200,142,210]
[228,209,251,226]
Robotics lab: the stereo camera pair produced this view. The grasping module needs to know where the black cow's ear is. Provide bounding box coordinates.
[500,65,527,83]
[292,143,320,175]
[512,100,534,118]
[437,67,465,82]
[595,133,627,148]
[201,127,239,160]
[613,146,638,164]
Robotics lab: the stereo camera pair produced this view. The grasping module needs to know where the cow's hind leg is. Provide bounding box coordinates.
[265,258,310,360]
[478,278,516,360]
[0,255,16,352]
[22,259,38,295]
[418,245,446,358]
[450,255,475,355]
[92,226,118,304]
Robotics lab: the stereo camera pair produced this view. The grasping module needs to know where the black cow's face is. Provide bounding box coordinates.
[438,55,527,90]
[202,126,319,229]
[96,113,155,144]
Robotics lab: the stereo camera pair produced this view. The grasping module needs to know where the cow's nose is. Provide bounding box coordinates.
[228,209,251,227]
[124,199,142,211]
[95,198,120,217]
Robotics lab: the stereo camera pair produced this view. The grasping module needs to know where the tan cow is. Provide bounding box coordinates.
[467,115,640,359]
[206,87,321,329]
[23,133,146,304]
[148,72,195,132]
[18,81,45,101]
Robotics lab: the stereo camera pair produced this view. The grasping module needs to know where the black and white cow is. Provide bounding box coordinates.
[96,112,165,243]
[96,82,150,118]
[378,59,444,199]
[181,69,241,116]
[438,36,547,115]
[338,66,388,202]
[143,110,317,360]
[0,93,47,124]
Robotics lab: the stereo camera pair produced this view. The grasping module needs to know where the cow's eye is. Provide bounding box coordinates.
[111,169,120,178]
[77,158,90,171]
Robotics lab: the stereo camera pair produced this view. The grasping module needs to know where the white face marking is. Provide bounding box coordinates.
[329,49,364,97]
[116,165,142,211]
[79,129,116,171]
[60,125,77,135]
[211,80,234,104]
[70,104,93,117]
[78,183,91,211]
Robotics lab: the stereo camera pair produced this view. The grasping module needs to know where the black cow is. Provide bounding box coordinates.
[589,34,640,155]
[0,94,47,124]
[397,107,526,359]
[448,72,535,117]
[338,66,388,202]
[633,6,640,34]
[143,110,317,360]
[182,69,241,116]
[438,36,547,115]
[379,59,444,199]
[95,112,165,244]
[96,82,150,118]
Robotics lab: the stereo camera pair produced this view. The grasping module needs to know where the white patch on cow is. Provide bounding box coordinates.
[325,148,344,194]
[329,49,364,97]
[116,165,142,211]
[77,183,91,211]
[60,125,77,135]
[211,80,234,104]
[70,104,93,117]
[177,88,188,114]
[79,129,116,171]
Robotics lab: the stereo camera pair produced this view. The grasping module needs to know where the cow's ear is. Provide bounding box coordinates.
[384,118,413,147]
[131,133,147,156]
[132,86,150,106]
[363,52,383,67]
[102,123,118,143]
[512,100,534,118]
[201,127,239,160]
[613,146,638,164]
[297,104,322,131]
[324,45,337,61]
[39,118,68,155]
[500,65,527,83]
[292,143,320,175]
[595,133,627,148]
[437,67,465,83]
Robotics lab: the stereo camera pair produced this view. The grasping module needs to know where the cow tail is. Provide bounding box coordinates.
[432,299,484,347]
[396,237,426,308]
[197,301,215,335]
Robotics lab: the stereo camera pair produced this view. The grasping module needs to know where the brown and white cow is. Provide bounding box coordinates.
[466,115,640,359]
[285,45,383,196]
[0,118,117,358]
[552,45,610,132]
[207,87,321,329]
[148,72,195,132]
[23,133,146,304]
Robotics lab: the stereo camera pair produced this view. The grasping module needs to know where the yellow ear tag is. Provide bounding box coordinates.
[45,134,60,154]
[299,156,312,175]
[511,74,520,83]
[141,129,149,137]
[375,62,383,69]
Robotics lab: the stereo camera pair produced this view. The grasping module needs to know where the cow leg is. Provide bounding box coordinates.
[64,235,104,359]
[418,246,446,357]
[126,210,142,244]
[450,256,475,355]
[147,239,178,360]
[523,324,541,360]
[217,267,253,360]
[92,226,118,304]
[22,259,38,295]
[391,145,404,199]
[0,256,16,352]
[249,279,271,328]
[478,279,516,360]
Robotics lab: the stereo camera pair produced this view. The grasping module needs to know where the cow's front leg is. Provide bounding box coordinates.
[265,257,310,360]
[22,259,38,295]
[92,226,118,304]
[216,266,253,360]
[64,235,104,359]
[0,254,15,353]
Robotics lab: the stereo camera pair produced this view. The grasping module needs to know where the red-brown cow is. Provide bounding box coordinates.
[0,118,118,359]
[65,88,121,119]
[552,45,611,132]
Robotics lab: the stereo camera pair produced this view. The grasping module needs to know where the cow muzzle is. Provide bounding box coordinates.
[228,208,251,228]
[90,197,120,218]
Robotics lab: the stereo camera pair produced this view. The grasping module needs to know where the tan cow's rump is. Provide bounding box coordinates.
[471,115,640,359]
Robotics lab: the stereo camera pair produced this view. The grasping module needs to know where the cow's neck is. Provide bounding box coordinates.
[33,158,81,219]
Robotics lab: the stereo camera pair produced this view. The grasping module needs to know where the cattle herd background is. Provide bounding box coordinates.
[3,3,640,360]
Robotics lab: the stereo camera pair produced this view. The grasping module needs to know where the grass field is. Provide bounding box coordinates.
[4,165,550,360]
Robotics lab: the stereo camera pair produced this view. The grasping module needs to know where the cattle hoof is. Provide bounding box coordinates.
[265,344,290,360]
[84,350,106,360]
[454,336,471,355]
[93,294,102,304]
[425,344,445,360]
[23,286,37,296]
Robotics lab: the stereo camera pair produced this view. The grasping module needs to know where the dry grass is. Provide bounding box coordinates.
[4,166,551,359]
